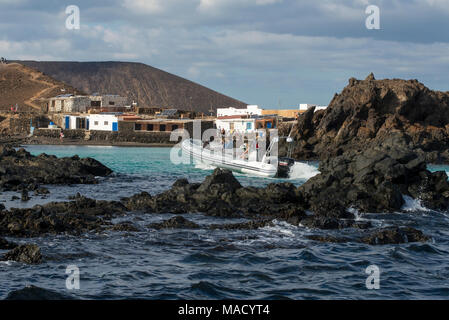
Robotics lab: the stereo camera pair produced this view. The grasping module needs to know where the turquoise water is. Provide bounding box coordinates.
[2,145,449,299]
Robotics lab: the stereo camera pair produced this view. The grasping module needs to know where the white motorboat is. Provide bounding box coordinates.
[181,138,295,178]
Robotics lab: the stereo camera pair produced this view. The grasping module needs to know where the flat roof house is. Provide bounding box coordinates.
[48,95,91,113]
[88,114,119,132]
[215,115,277,133]
[90,94,128,112]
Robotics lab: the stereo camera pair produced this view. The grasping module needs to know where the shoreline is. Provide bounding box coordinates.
[0,135,176,148]
[24,140,175,148]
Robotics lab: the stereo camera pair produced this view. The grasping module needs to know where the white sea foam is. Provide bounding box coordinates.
[194,161,216,171]
[288,162,320,180]
[260,219,297,237]
[348,207,362,220]
[401,195,430,212]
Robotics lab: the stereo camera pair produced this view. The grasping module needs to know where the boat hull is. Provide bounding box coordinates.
[182,139,278,178]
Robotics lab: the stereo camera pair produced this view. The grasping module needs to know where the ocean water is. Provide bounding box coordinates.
[1,145,449,299]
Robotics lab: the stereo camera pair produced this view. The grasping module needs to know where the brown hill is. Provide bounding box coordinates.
[291,73,449,163]
[0,63,82,112]
[17,61,247,113]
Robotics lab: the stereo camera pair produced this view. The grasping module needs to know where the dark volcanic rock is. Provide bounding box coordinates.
[0,146,112,192]
[21,189,30,201]
[111,221,140,232]
[122,191,154,212]
[306,226,430,245]
[3,244,42,264]
[291,75,449,163]
[0,237,17,250]
[147,216,200,230]
[5,285,76,300]
[299,133,449,213]
[123,169,307,222]
[361,227,430,245]
[0,196,126,237]
[209,220,273,230]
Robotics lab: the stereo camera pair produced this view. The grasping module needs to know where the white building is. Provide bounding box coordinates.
[215,116,276,133]
[217,105,263,117]
[64,115,88,130]
[299,103,327,112]
[87,114,119,131]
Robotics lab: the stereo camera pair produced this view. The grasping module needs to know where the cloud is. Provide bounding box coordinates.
[122,0,164,14]
[0,0,448,106]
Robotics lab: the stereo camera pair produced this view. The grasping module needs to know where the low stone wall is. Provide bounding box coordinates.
[9,114,51,135]
[34,128,175,144]
[34,128,85,139]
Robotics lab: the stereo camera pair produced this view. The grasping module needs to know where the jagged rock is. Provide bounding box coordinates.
[147,216,200,230]
[111,221,140,232]
[209,220,273,230]
[0,196,126,237]
[122,191,154,212]
[306,226,429,245]
[5,285,76,300]
[21,189,30,201]
[122,169,306,221]
[3,244,42,264]
[0,146,112,192]
[34,187,49,195]
[291,75,449,163]
[361,227,430,245]
[299,132,449,213]
[196,168,242,193]
[0,237,17,250]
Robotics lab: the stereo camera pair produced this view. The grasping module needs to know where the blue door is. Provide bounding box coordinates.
[86,119,90,130]
[65,116,70,129]
[112,122,118,132]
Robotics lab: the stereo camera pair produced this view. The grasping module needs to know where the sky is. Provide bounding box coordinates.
[1,0,449,107]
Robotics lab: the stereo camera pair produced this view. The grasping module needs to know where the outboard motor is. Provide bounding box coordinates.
[276,157,295,178]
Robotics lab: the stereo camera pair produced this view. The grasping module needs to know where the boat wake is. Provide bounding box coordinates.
[194,161,216,171]
[288,162,320,180]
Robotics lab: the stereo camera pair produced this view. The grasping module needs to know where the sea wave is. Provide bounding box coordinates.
[288,162,320,180]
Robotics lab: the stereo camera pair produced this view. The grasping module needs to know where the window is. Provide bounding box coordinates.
[146,124,153,131]
[135,123,142,131]
[109,101,115,106]
[91,101,101,107]
[159,124,166,132]
[104,121,108,125]
[94,121,99,125]
[172,125,178,131]
[246,122,252,130]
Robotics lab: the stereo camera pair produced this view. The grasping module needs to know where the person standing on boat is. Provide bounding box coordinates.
[221,128,226,147]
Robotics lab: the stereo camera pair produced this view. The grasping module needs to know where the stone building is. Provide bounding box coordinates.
[89,94,128,112]
[48,95,91,113]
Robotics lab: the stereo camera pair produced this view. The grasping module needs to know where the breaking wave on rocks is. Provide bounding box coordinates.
[288,161,320,180]
[402,195,430,212]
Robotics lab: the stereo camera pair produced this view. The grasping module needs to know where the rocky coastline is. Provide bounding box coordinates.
[1,75,449,300]
[288,74,449,164]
